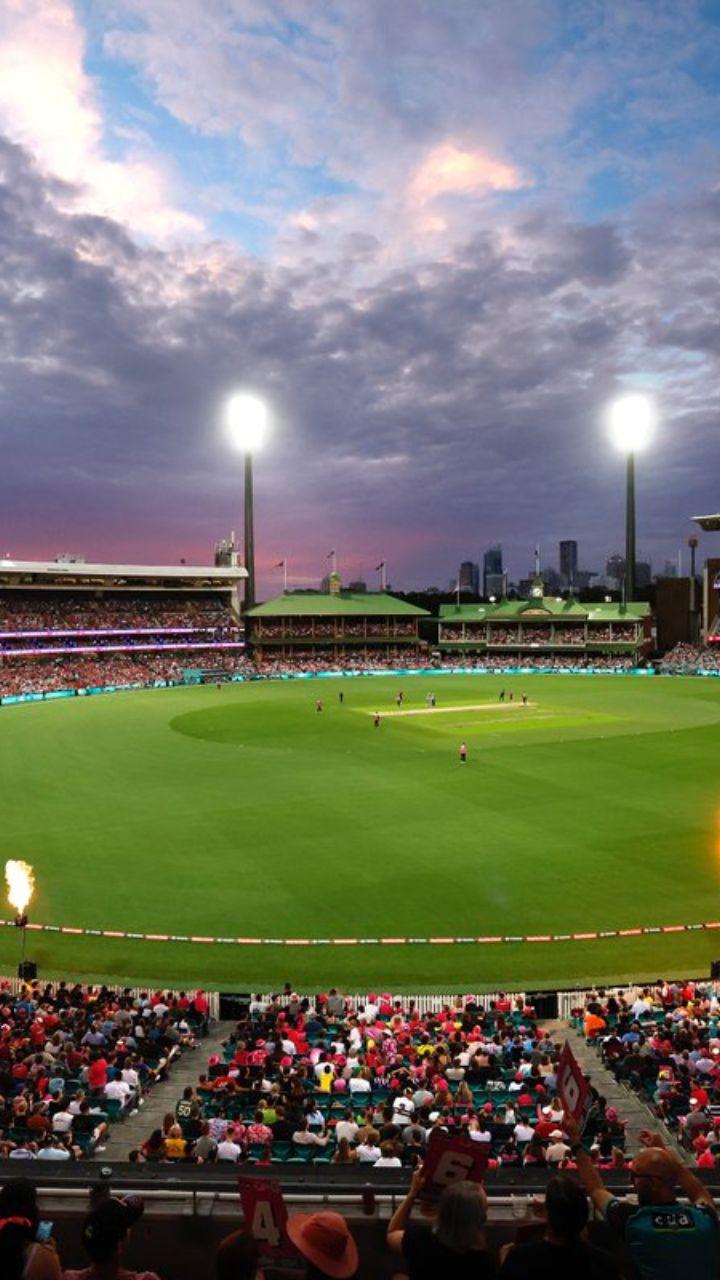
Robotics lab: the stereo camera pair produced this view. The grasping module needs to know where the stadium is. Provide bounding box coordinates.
[5,4,720,1279]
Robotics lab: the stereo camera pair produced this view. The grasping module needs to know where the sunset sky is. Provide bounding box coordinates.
[2,1,720,592]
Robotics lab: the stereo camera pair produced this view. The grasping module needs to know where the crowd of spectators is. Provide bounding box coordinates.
[0,595,236,634]
[134,989,630,1173]
[576,981,720,1170]
[254,650,432,675]
[0,646,647,699]
[0,981,207,1162]
[439,653,637,671]
[253,620,419,640]
[659,643,720,674]
[0,653,254,699]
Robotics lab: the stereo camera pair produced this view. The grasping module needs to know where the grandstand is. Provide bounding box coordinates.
[245,579,430,666]
[438,592,652,666]
[0,559,247,699]
[1,976,717,1280]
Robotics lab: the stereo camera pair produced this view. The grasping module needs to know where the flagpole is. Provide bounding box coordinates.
[284,559,288,592]
[382,562,387,591]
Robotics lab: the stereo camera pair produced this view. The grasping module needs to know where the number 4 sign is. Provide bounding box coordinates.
[238,1176,301,1267]
[557,1040,590,1127]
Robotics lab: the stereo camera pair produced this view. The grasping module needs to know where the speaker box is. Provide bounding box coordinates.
[711,960,720,980]
[18,961,37,981]
[219,992,251,1020]
[527,990,558,1019]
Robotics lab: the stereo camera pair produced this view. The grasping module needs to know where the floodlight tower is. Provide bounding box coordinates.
[225,393,269,612]
[607,394,655,604]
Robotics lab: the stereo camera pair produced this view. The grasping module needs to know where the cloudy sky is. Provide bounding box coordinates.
[1,0,720,591]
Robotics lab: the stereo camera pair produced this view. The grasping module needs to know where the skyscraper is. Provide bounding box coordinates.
[559,540,578,589]
[483,545,503,597]
[458,561,479,593]
[606,554,625,590]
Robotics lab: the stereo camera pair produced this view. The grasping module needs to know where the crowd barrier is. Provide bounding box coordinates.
[0,665,656,706]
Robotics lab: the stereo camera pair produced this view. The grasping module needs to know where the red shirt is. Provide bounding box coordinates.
[88,1058,108,1089]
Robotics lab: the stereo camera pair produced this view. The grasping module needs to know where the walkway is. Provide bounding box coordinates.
[91,1021,232,1161]
[547,1018,687,1161]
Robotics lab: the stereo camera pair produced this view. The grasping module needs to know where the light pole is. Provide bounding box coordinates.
[226,393,268,612]
[689,535,699,642]
[607,394,654,604]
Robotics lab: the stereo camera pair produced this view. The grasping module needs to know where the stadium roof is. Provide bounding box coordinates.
[439,598,650,622]
[246,591,429,617]
[693,514,720,531]
[0,560,246,581]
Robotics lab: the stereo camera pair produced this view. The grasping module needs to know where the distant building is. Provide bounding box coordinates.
[559,540,578,589]
[663,560,677,579]
[483,545,503,596]
[606,554,625,590]
[347,579,367,593]
[636,561,652,588]
[542,566,563,593]
[459,561,479,593]
[214,535,238,568]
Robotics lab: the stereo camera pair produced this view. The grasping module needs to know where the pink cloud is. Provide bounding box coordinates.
[409,141,526,205]
[0,0,201,242]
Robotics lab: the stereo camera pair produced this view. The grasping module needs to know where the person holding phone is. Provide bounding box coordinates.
[0,1177,61,1280]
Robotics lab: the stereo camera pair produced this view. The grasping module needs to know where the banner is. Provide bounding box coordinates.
[557,1040,591,1127]
[238,1176,300,1268]
[420,1130,490,1202]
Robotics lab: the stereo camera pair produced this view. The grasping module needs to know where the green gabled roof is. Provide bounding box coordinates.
[439,597,650,623]
[246,591,430,618]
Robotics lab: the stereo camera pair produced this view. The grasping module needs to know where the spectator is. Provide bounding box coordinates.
[286,1211,358,1279]
[163,1125,187,1160]
[356,1133,381,1164]
[387,1169,496,1278]
[334,1110,358,1145]
[140,1130,166,1163]
[374,1140,402,1168]
[0,1177,62,1280]
[216,1133,242,1164]
[500,1172,620,1278]
[566,1115,718,1279]
[292,1120,328,1149]
[332,1137,358,1165]
[214,1231,260,1280]
[62,1196,159,1280]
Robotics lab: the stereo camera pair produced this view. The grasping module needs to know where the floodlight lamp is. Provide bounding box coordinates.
[607,393,654,453]
[226,393,268,453]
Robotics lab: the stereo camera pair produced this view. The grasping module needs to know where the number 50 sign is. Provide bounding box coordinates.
[421,1131,489,1202]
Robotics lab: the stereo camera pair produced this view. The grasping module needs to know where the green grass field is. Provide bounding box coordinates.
[1,673,719,992]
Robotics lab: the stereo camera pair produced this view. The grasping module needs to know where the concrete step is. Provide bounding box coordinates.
[556,1018,688,1162]
[90,1021,234,1161]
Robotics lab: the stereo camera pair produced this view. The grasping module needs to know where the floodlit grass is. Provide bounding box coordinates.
[0,673,719,990]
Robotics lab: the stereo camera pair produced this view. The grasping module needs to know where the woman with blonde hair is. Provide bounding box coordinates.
[387,1169,496,1277]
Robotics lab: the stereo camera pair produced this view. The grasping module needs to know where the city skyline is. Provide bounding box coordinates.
[1,3,720,594]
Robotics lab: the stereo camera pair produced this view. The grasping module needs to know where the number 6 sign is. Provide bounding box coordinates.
[420,1131,489,1201]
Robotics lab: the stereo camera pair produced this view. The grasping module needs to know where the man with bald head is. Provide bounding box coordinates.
[565,1113,718,1278]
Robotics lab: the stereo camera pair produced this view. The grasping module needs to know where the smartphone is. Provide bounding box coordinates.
[36,1222,53,1243]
